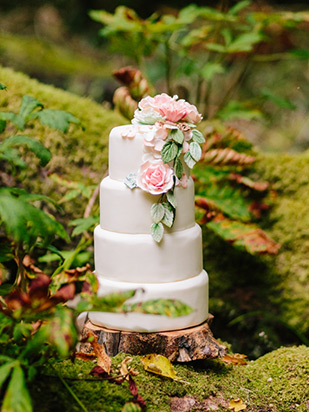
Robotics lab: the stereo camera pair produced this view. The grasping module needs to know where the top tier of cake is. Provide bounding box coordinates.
[109,125,143,181]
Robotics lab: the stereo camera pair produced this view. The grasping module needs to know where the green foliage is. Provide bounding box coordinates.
[0,188,68,248]
[0,87,81,271]
[123,298,194,318]
[0,94,81,132]
[0,135,51,167]
[192,122,278,256]
[91,1,308,121]
[1,363,32,412]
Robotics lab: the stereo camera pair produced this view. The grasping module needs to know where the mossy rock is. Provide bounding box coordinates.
[0,65,127,217]
[203,153,309,355]
[0,33,116,100]
[31,346,309,412]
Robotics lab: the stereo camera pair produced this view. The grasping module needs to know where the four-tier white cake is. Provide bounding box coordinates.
[89,94,209,332]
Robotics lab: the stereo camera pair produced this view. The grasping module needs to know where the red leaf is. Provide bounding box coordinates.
[29,274,50,299]
[249,201,270,219]
[90,365,109,378]
[128,376,146,410]
[128,375,138,396]
[53,283,76,302]
[4,289,30,311]
[229,173,269,191]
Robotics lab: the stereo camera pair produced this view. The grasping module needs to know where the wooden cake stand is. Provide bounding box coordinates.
[80,314,226,362]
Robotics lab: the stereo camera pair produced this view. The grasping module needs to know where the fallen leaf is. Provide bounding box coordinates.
[140,354,178,380]
[128,376,146,410]
[221,353,248,365]
[87,331,111,374]
[229,398,247,411]
[75,352,96,361]
[120,357,139,380]
[90,365,109,378]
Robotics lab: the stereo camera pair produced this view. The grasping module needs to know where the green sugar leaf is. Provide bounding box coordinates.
[124,172,138,189]
[162,202,174,228]
[192,129,206,144]
[171,128,184,144]
[167,190,177,208]
[151,203,165,224]
[151,222,164,243]
[189,141,202,162]
[184,151,196,169]
[161,141,178,163]
[175,158,183,180]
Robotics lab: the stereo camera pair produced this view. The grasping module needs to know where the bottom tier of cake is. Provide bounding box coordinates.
[88,270,209,332]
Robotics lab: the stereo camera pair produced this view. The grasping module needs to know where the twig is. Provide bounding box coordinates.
[83,185,99,219]
[212,57,251,118]
[83,169,108,219]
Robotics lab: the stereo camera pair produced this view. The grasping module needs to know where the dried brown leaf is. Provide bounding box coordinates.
[221,353,248,365]
[75,352,97,361]
[87,331,111,374]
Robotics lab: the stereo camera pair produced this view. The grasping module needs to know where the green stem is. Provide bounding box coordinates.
[165,39,172,95]
[56,369,89,412]
[51,237,91,277]
[212,57,251,118]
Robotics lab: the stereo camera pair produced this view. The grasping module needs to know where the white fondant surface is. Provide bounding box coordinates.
[94,224,203,283]
[109,125,146,181]
[89,270,209,332]
[100,176,195,234]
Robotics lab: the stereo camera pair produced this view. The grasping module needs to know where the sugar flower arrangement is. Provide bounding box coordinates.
[123,93,205,243]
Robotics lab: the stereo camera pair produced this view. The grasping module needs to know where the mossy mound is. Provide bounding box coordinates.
[0,65,126,217]
[0,65,126,178]
[204,153,309,356]
[0,33,116,100]
[31,346,309,412]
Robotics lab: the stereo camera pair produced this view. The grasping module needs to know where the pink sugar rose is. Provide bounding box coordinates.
[183,102,202,124]
[143,123,168,152]
[138,93,202,125]
[137,159,174,195]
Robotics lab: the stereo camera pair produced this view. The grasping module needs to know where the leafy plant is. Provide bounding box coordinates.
[194,122,279,255]
[90,1,308,121]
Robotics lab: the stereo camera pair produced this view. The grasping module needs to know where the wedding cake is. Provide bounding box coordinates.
[89,94,209,332]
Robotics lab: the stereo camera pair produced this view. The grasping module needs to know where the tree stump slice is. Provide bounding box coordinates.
[80,314,227,362]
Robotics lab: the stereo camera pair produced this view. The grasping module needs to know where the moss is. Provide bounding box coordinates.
[202,153,309,355]
[31,346,309,412]
[0,32,113,80]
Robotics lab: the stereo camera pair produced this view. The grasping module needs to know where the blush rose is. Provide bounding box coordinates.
[137,159,174,195]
